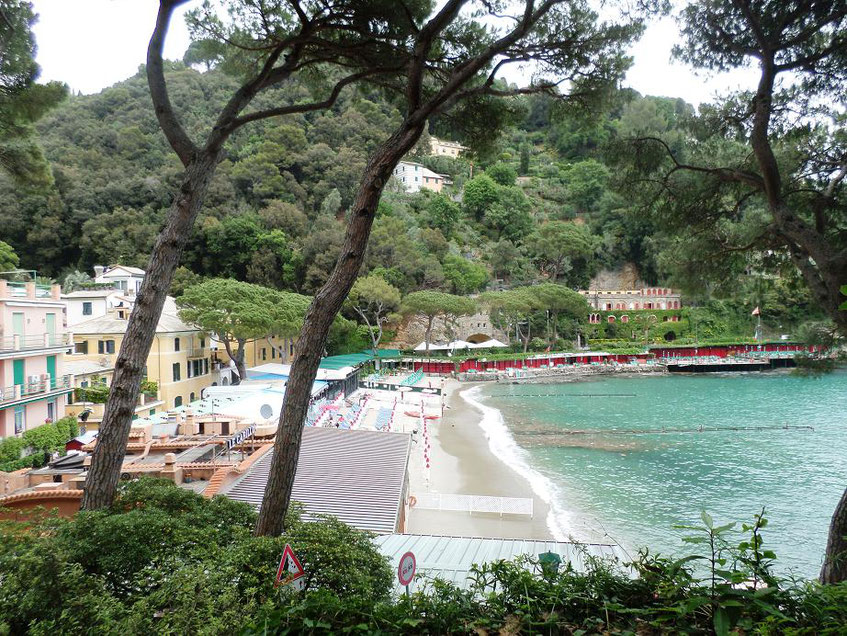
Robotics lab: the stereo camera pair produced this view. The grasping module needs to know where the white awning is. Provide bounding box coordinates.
[413,339,508,351]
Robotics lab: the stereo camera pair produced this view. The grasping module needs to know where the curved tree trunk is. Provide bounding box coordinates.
[821,486,847,584]
[222,337,247,385]
[552,311,559,343]
[522,321,531,353]
[747,57,847,579]
[255,125,423,536]
[81,151,220,510]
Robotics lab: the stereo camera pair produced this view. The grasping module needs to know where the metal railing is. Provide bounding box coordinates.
[0,374,72,405]
[0,332,72,353]
[413,493,534,517]
[1,280,54,298]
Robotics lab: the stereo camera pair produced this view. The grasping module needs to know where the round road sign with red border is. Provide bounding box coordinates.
[398,551,416,586]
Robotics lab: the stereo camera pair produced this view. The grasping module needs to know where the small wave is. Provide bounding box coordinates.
[461,385,594,543]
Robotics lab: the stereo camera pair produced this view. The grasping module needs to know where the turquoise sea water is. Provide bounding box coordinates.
[478,370,847,579]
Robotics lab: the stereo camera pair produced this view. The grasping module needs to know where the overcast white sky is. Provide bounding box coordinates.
[31,0,760,107]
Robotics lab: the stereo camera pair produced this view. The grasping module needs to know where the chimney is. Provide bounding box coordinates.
[93,265,105,278]
[161,452,183,484]
[51,284,61,300]
[184,409,198,435]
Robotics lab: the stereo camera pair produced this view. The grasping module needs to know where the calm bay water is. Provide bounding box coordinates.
[479,370,847,579]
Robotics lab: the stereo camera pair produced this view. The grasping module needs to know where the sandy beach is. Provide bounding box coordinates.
[404,379,555,540]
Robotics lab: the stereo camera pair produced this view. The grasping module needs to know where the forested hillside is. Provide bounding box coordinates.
[0,63,821,331]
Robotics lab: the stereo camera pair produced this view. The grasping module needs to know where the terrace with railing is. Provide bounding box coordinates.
[0,272,60,300]
[0,332,73,353]
[0,374,73,406]
[186,344,207,358]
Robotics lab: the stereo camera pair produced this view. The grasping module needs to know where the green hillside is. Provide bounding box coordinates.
[0,64,825,338]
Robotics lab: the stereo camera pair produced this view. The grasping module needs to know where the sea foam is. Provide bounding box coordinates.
[461,385,589,543]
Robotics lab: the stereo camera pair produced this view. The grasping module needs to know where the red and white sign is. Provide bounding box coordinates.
[275,543,306,591]
[397,551,416,586]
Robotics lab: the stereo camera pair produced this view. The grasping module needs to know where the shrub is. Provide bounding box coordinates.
[0,479,394,634]
[74,385,110,403]
[2,484,846,634]
[0,417,78,472]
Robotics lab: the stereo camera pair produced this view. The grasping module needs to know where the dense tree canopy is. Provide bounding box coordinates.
[403,290,476,352]
[0,0,66,185]
[0,240,19,271]
[177,279,309,382]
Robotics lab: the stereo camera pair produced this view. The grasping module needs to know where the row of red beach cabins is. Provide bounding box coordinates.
[406,343,817,375]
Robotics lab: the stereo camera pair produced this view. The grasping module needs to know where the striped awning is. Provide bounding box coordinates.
[221,427,411,534]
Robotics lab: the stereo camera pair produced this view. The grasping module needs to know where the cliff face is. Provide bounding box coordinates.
[388,312,509,348]
[589,263,646,290]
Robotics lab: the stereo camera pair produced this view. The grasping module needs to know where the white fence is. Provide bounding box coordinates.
[414,493,533,517]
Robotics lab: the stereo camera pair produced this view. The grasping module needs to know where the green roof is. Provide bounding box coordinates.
[317,349,402,370]
[318,353,373,370]
[371,348,401,358]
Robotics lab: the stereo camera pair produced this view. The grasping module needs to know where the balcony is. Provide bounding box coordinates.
[0,374,73,406]
[0,332,73,354]
[0,279,57,299]
[186,346,207,358]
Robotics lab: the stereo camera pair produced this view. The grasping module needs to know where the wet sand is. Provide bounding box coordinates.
[406,380,554,539]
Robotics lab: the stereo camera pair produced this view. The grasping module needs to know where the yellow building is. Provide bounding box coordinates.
[214,335,297,373]
[67,299,215,420]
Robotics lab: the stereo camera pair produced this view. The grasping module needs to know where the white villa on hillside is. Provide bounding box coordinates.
[392,161,448,193]
[93,264,145,296]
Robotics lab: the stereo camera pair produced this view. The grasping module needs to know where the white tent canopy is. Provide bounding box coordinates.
[413,338,508,352]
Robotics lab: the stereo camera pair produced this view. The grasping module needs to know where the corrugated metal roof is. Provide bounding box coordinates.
[374,534,626,592]
[318,353,372,370]
[221,428,411,534]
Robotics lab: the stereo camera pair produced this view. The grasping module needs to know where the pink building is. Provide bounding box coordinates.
[579,287,682,311]
[0,276,73,438]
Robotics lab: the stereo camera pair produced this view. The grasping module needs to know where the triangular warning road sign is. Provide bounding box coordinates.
[275,543,306,590]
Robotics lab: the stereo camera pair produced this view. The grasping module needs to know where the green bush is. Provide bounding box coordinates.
[2,481,846,634]
[0,436,25,463]
[0,451,48,472]
[74,385,110,403]
[140,379,158,397]
[0,416,77,472]
[0,479,393,634]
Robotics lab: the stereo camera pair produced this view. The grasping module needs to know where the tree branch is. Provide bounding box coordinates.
[147,0,198,166]
[639,136,766,191]
[731,0,771,54]
[414,0,565,125]
[407,0,469,111]
[824,159,847,199]
[227,68,390,131]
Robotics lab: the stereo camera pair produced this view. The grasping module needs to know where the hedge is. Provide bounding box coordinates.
[0,415,79,472]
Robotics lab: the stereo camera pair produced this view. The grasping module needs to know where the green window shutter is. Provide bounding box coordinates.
[13,359,25,386]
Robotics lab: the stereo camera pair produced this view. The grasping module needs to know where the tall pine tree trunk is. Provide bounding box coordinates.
[254,125,423,536]
[821,487,847,584]
[80,151,219,510]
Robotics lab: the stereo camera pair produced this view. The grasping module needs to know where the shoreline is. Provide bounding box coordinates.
[458,384,593,543]
[405,378,614,544]
[405,379,554,540]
